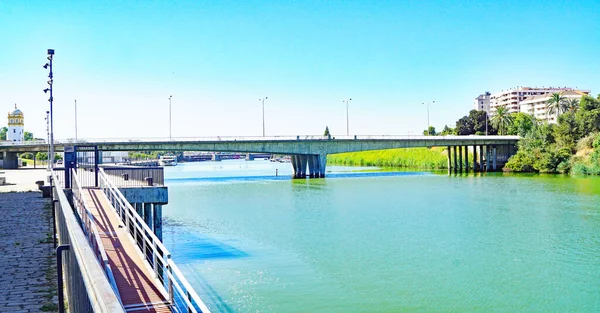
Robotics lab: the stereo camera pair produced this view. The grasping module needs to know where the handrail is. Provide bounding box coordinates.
[71,169,122,301]
[98,168,212,313]
[51,170,125,312]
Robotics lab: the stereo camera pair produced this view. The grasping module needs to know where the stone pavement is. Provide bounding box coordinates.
[0,192,58,313]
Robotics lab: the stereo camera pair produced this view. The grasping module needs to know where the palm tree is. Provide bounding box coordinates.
[546,92,566,121]
[491,106,514,135]
[563,98,580,113]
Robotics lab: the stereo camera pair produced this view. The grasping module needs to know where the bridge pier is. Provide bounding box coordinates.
[245,153,254,161]
[447,146,451,175]
[211,153,221,161]
[291,154,327,178]
[458,146,463,173]
[453,146,458,174]
[479,145,484,172]
[1,151,19,169]
[465,146,469,172]
[486,146,491,172]
[473,145,477,172]
[492,145,497,171]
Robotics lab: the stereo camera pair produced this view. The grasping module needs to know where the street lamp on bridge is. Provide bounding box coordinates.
[343,98,352,136]
[43,49,55,168]
[169,95,172,140]
[424,100,435,136]
[259,97,268,137]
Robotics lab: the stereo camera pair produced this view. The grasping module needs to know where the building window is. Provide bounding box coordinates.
[13,129,16,133]
[10,119,13,123]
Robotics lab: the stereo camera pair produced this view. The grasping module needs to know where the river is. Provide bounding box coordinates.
[162,160,600,312]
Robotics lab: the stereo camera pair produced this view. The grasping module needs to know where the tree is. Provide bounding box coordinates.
[546,92,566,120]
[24,132,33,141]
[0,127,7,141]
[454,110,496,135]
[441,125,454,136]
[507,113,535,136]
[323,126,331,137]
[36,152,48,160]
[491,106,514,135]
[564,98,580,113]
[423,126,436,136]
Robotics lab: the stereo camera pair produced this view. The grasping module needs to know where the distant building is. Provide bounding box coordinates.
[474,92,491,113]
[475,86,592,117]
[519,90,589,124]
[7,105,24,142]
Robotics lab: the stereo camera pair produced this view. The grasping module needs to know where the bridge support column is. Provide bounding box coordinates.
[211,154,221,161]
[479,146,484,172]
[135,203,143,217]
[245,153,254,161]
[143,203,153,231]
[299,155,307,178]
[492,146,497,171]
[472,145,476,172]
[447,146,451,175]
[458,146,463,173]
[465,146,469,172]
[318,154,327,178]
[307,155,316,178]
[486,146,491,172]
[2,152,19,169]
[153,204,163,241]
[453,146,458,174]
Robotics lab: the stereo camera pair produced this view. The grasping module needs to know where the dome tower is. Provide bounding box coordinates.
[7,104,24,142]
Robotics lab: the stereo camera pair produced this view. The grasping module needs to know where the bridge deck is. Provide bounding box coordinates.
[83,188,171,313]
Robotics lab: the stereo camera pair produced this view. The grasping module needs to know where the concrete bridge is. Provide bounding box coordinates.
[0,135,520,177]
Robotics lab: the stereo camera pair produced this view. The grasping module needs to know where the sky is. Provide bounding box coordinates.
[1,0,599,140]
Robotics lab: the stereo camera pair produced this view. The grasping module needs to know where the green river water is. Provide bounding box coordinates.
[162,160,600,312]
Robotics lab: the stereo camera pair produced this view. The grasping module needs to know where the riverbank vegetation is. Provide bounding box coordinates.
[502,94,600,174]
[327,147,447,169]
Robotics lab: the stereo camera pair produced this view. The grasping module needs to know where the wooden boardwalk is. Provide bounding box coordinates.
[83,188,172,313]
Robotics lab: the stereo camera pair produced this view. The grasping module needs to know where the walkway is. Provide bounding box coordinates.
[82,188,171,313]
[0,192,57,313]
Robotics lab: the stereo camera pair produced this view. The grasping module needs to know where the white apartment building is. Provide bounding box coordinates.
[488,86,584,116]
[474,92,491,112]
[520,90,589,124]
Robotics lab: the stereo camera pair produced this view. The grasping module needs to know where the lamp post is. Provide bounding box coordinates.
[43,49,55,169]
[485,101,489,136]
[259,97,268,137]
[45,111,50,169]
[168,95,172,140]
[74,99,78,142]
[343,98,352,136]
[426,100,435,136]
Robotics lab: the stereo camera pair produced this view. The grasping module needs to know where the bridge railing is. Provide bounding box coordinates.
[101,166,164,187]
[51,170,125,313]
[71,169,121,300]
[98,168,211,313]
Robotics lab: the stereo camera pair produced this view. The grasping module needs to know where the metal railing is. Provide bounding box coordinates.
[102,166,164,187]
[51,171,125,313]
[0,134,522,147]
[98,168,211,313]
[71,169,121,300]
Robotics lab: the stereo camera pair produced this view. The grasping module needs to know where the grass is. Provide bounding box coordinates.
[327,147,448,169]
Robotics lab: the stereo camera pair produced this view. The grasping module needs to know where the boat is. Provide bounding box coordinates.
[159,155,178,166]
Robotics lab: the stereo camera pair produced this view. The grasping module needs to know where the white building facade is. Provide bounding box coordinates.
[476,86,590,116]
[474,92,491,113]
[7,106,24,142]
[519,90,589,124]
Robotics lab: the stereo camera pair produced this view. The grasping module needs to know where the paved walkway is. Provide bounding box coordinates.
[0,192,58,313]
[0,169,49,192]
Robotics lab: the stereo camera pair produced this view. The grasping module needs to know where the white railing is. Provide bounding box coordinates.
[71,169,121,301]
[98,168,211,313]
[51,170,125,313]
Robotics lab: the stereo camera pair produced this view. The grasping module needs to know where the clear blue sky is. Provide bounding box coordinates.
[1,0,599,139]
